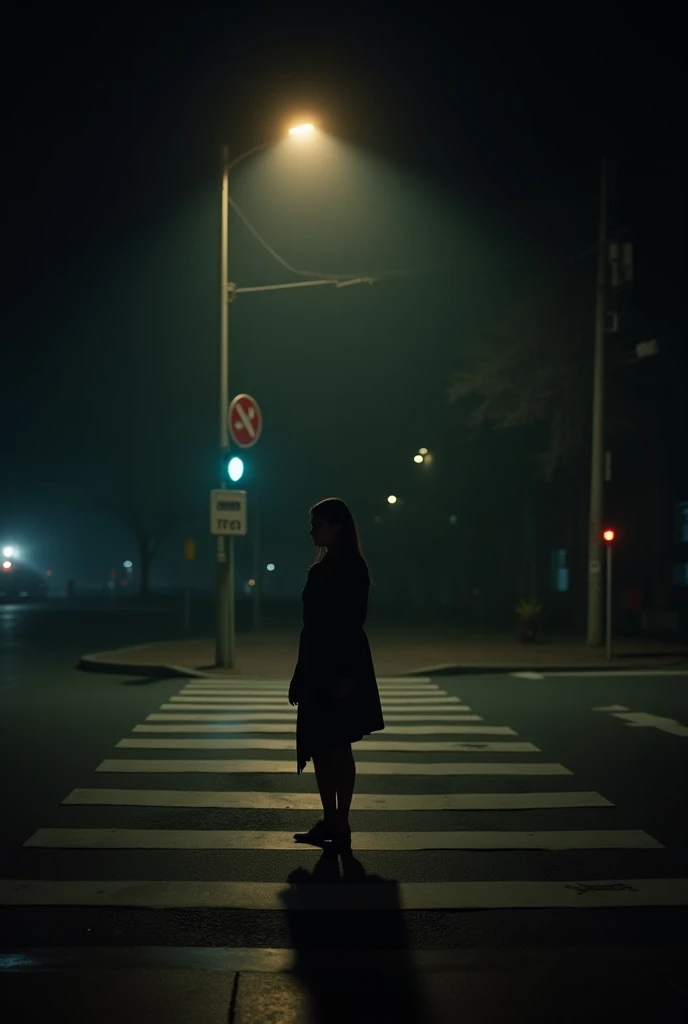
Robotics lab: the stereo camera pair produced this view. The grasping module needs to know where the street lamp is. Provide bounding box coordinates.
[387,495,398,505]
[289,123,315,136]
[216,124,318,669]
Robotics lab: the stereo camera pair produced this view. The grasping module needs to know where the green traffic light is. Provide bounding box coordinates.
[228,456,244,482]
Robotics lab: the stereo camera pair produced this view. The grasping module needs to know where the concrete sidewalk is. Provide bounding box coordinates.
[1,945,687,1022]
[78,628,688,678]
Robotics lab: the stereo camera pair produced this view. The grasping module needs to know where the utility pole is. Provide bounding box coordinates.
[216,145,234,668]
[586,157,608,645]
[253,501,262,633]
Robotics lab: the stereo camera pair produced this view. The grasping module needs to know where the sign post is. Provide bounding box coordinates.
[603,529,615,662]
[183,539,196,633]
[211,488,248,669]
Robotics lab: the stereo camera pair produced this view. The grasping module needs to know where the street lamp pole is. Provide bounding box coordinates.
[213,123,367,668]
[216,144,234,668]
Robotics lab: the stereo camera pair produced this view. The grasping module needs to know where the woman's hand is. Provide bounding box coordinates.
[288,679,300,706]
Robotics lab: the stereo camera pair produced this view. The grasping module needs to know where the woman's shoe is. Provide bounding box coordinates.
[293,819,335,844]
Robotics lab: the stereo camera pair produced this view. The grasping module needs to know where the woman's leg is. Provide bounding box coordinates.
[312,751,337,823]
[331,743,356,829]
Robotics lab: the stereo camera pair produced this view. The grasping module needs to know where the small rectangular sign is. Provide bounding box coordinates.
[210,490,247,536]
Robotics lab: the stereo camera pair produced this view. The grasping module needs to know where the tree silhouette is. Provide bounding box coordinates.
[449,271,591,480]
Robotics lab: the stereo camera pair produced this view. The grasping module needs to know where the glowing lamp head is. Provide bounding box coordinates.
[413,454,424,464]
[2,560,12,570]
[387,495,398,505]
[603,529,615,543]
[289,123,315,136]
[3,546,15,558]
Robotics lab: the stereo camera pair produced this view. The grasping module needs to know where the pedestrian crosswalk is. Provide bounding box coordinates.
[5,674,686,929]
[95,758,570,774]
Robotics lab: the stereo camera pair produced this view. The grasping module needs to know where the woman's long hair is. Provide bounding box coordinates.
[310,497,366,567]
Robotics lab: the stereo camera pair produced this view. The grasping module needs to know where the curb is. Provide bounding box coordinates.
[78,654,207,680]
[410,660,688,676]
[78,654,688,681]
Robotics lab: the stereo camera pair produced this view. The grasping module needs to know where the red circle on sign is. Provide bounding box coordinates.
[228,393,262,448]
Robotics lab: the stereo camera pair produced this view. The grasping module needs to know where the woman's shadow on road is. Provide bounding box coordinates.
[278,845,433,1024]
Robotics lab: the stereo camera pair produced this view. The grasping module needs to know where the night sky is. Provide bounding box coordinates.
[2,9,683,597]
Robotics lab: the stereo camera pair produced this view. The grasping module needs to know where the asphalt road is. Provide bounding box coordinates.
[2,603,688,1021]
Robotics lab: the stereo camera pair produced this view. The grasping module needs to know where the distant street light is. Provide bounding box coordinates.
[123,560,133,570]
[266,563,275,572]
[2,561,11,570]
[413,454,424,464]
[418,448,428,455]
[2,546,15,558]
[387,495,398,505]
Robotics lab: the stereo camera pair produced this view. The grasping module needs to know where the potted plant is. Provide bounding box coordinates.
[515,597,542,643]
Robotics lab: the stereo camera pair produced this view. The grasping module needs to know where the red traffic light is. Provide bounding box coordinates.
[603,529,615,543]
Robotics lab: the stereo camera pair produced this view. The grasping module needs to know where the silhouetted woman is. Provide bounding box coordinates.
[288,497,384,851]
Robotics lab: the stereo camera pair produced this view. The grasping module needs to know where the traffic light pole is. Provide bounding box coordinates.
[586,156,608,646]
[216,145,235,669]
[605,540,613,662]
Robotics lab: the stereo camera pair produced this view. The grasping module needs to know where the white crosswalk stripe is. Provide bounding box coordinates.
[96,758,571,775]
[170,695,466,704]
[62,788,614,810]
[25,828,662,851]
[158,703,474,712]
[150,710,483,722]
[116,738,540,752]
[145,716,496,730]
[181,676,434,686]
[3,675,676,931]
[135,722,489,733]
